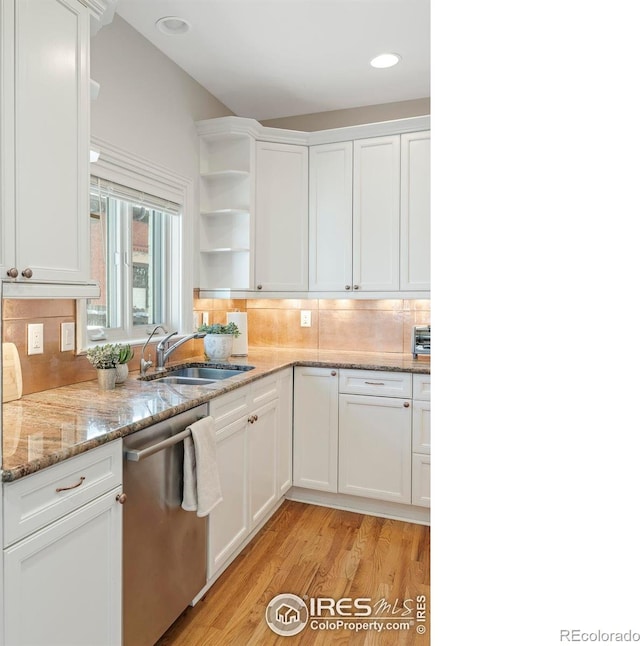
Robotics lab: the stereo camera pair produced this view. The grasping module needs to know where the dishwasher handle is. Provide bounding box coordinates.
[125,428,193,462]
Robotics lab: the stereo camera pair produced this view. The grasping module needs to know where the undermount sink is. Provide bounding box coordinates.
[149,364,255,386]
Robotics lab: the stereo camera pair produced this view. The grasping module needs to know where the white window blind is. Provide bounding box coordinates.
[90,176,181,216]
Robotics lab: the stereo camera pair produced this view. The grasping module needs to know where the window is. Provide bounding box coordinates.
[78,137,194,350]
[87,177,179,341]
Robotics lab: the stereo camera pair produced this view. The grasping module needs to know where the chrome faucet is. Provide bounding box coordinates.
[140,325,167,376]
[155,331,206,371]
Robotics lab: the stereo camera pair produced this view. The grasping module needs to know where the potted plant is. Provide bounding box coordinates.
[114,344,134,383]
[197,322,240,362]
[85,343,120,390]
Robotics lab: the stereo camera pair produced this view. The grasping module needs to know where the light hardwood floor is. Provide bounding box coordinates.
[157,500,430,645]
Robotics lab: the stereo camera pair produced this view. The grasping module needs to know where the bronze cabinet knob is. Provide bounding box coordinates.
[22,268,33,278]
[6,268,18,278]
[116,493,127,504]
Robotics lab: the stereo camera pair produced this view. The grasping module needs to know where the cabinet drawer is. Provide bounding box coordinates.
[3,440,122,547]
[209,386,251,431]
[251,374,278,406]
[339,369,412,398]
[413,374,431,401]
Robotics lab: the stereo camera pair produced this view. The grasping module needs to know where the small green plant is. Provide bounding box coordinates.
[86,344,120,369]
[197,322,240,338]
[115,343,134,364]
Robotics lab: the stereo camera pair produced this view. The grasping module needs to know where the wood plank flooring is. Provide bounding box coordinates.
[156,500,430,646]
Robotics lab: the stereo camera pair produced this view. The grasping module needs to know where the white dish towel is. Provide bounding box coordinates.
[182,416,223,517]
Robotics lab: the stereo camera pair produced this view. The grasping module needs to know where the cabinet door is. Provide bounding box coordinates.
[3,488,122,646]
[412,453,431,508]
[338,394,411,503]
[276,368,293,496]
[353,136,400,291]
[308,142,353,291]
[13,0,89,282]
[412,400,431,455]
[248,398,278,528]
[400,131,430,291]
[293,367,339,492]
[255,142,308,291]
[208,417,249,578]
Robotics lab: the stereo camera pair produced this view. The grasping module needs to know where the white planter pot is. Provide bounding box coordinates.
[115,363,128,384]
[203,334,234,362]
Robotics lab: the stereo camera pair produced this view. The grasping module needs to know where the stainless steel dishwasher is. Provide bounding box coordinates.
[123,404,208,646]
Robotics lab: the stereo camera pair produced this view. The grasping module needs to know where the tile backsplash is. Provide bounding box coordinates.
[2,297,429,395]
[193,297,430,354]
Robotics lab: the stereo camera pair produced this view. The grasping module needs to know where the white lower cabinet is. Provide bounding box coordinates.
[3,490,122,646]
[208,371,292,580]
[412,454,431,507]
[2,441,123,646]
[412,399,431,455]
[248,398,278,527]
[412,374,431,508]
[293,367,339,492]
[208,416,249,578]
[338,394,412,504]
[276,368,293,496]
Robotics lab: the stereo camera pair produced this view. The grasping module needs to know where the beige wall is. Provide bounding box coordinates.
[91,15,233,179]
[260,98,430,132]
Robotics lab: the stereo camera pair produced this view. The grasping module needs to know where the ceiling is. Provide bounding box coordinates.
[115,0,430,121]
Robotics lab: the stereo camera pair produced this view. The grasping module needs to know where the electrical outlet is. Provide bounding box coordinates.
[202,312,209,325]
[60,322,75,352]
[27,323,44,355]
[300,310,311,327]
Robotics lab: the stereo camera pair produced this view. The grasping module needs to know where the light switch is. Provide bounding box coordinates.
[61,322,75,352]
[27,323,44,355]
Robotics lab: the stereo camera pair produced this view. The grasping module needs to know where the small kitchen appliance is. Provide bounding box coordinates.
[412,325,430,359]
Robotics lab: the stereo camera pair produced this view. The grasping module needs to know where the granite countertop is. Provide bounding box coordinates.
[1,348,430,482]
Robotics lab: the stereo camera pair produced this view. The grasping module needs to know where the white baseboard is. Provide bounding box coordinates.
[285,487,430,526]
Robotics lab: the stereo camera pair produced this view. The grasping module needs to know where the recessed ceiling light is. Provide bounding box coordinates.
[370,53,401,69]
[155,16,191,36]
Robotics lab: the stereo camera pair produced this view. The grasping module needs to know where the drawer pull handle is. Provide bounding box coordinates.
[364,381,385,386]
[55,476,86,493]
[404,402,410,408]
[331,370,337,376]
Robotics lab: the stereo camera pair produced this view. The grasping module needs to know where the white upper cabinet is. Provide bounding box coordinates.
[195,115,429,298]
[352,136,401,291]
[308,142,353,291]
[254,141,309,292]
[400,131,430,291]
[1,0,90,284]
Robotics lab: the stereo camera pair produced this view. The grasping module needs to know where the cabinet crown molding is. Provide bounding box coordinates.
[196,115,430,146]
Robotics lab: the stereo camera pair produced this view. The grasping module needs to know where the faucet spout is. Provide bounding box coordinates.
[140,325,168,376]
[155,331,206,371]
